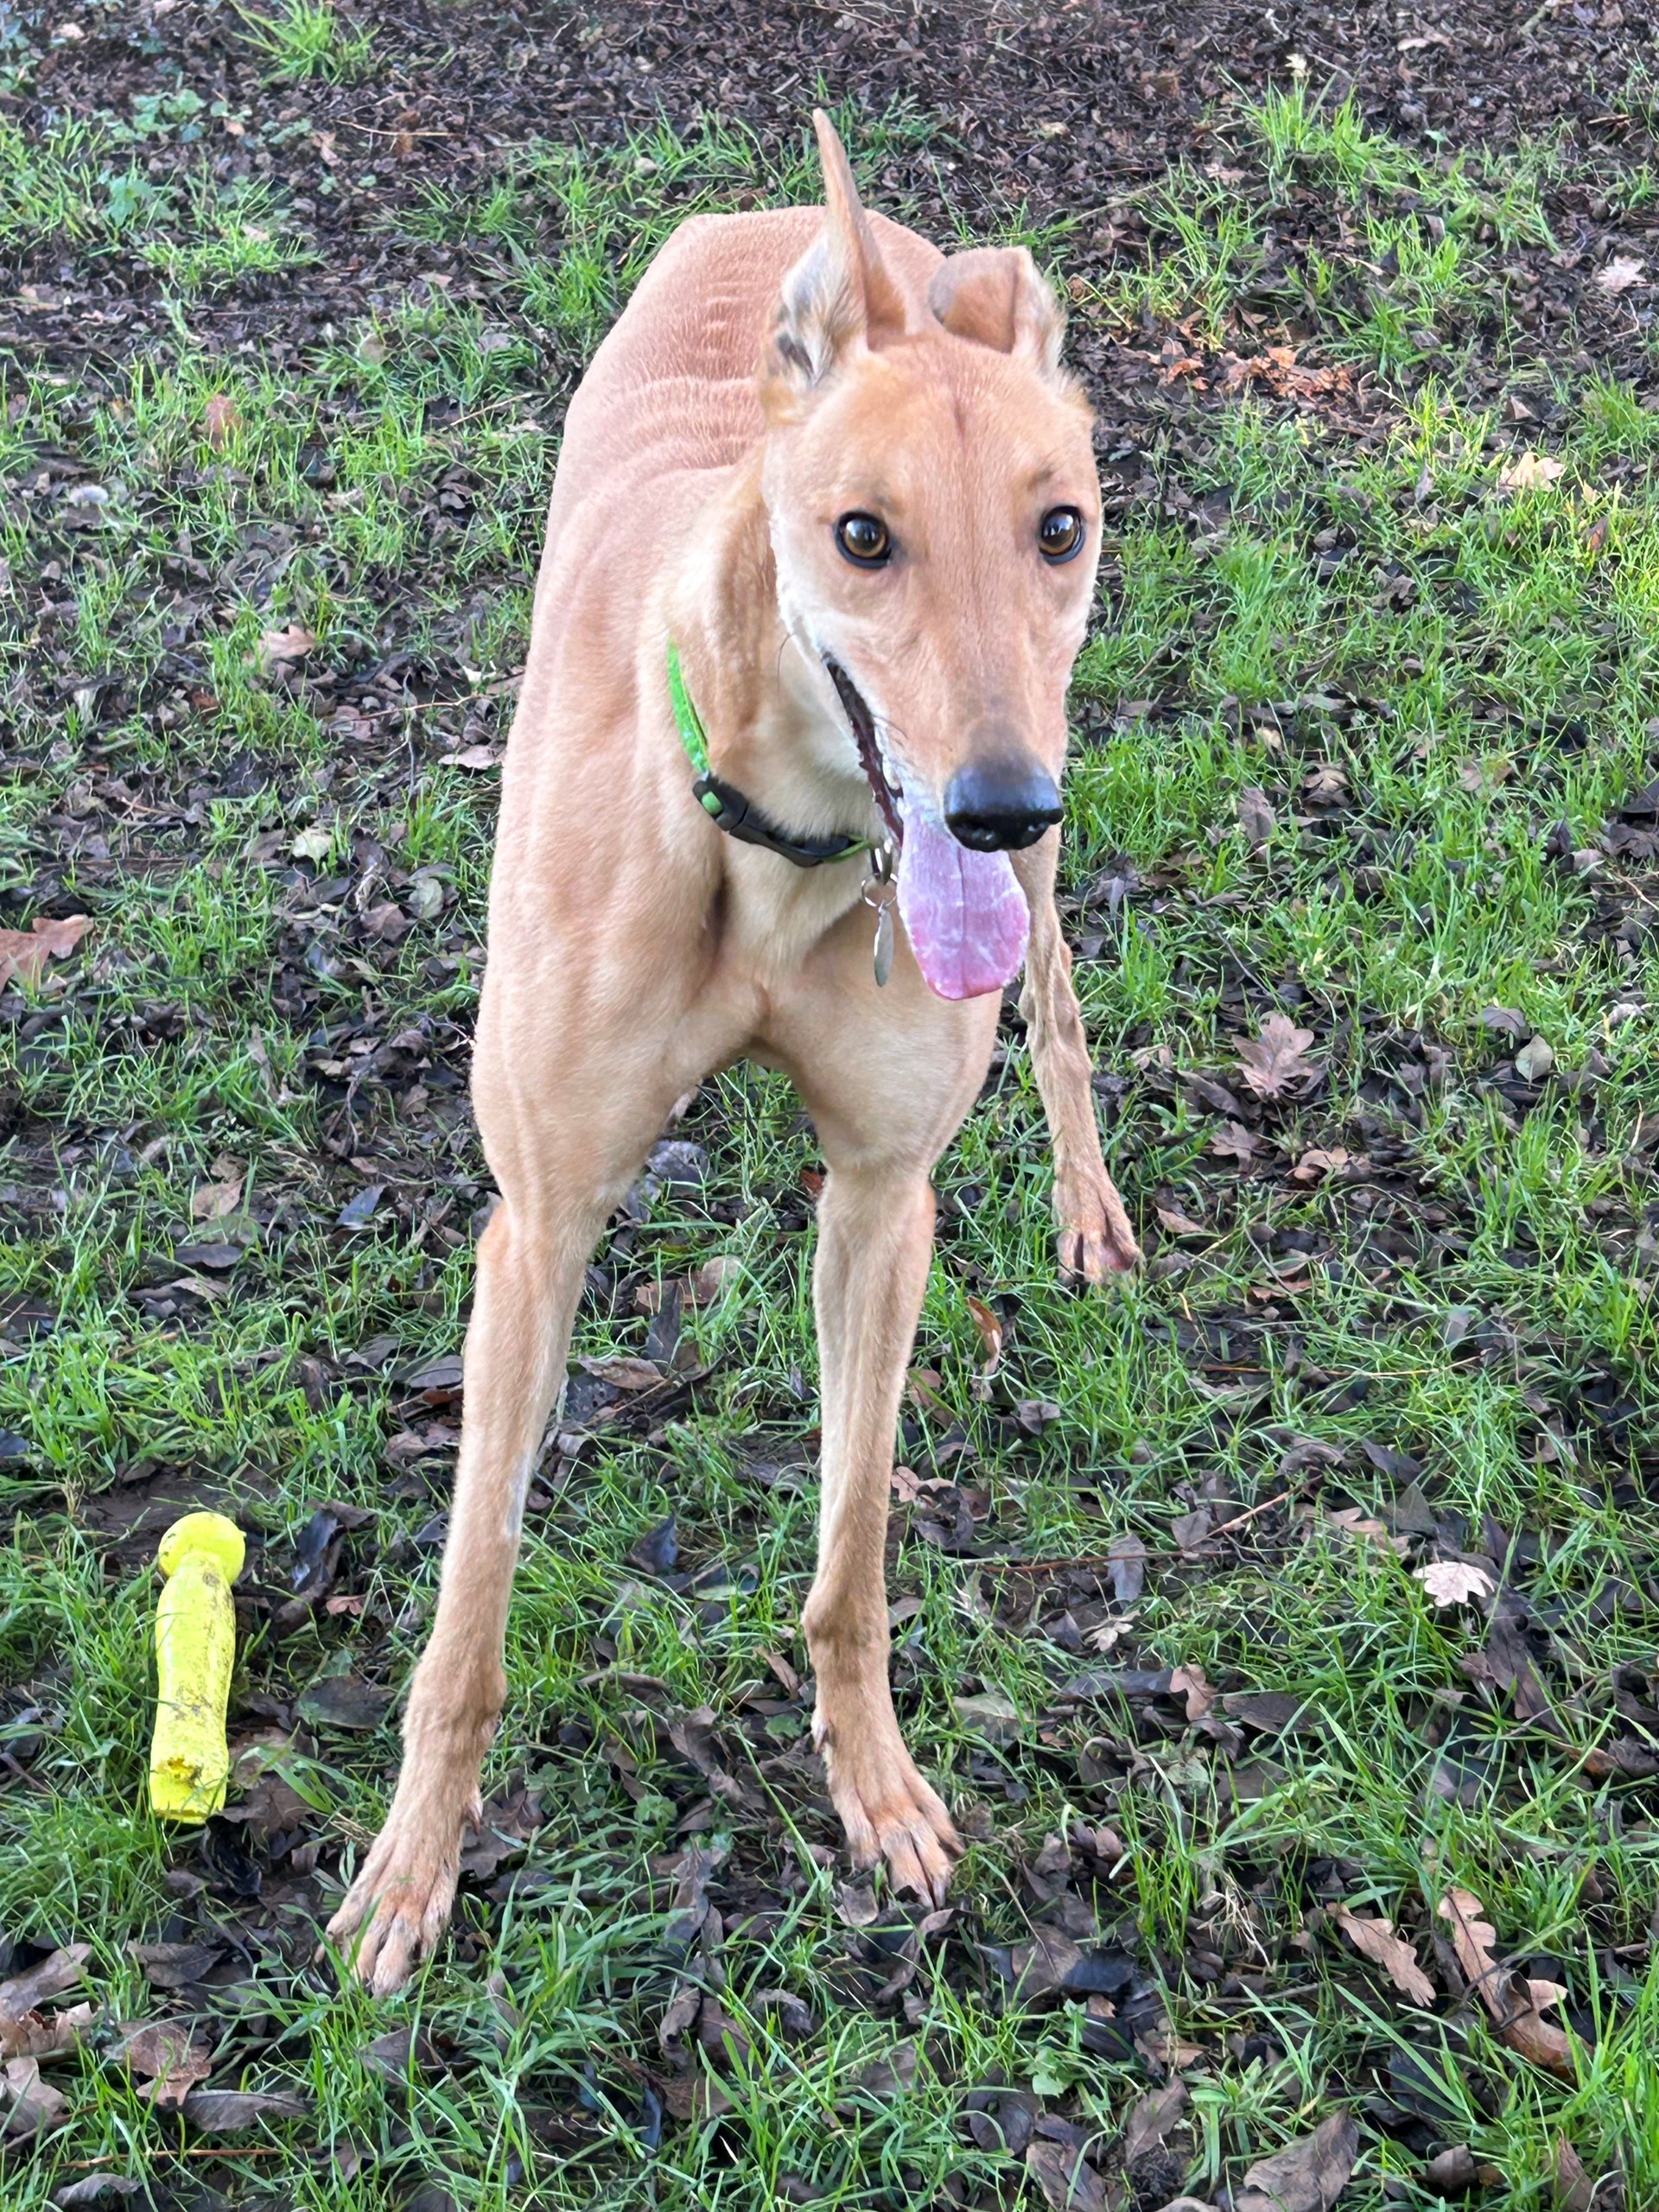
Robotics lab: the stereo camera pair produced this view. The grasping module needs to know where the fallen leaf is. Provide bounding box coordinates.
[1322,1505,1408,1554]
[202,391,241,446]
[1156,1205,1207,1236]
[1237,784,1276,850]
[296,1674,391,1732]
[1436,1887,1573,2075]
[0,1947,92,2024]
[1515,1036,1554,1084]
[626,1515,678,1574]
[1209,1121,1259,1168]
[686,1254,741,1304]
[3,2054,68,2138]
[181,2087,308,2130]
[1498,450,1566,493]
[577,1354,666,1393]
[0,1999,95,2063]
[965,1293,1004,1377]
[1415,1560,1495,1607]
[289,824,334,863]
[853,2039,918,2099]
[953,1690,1021,1745]
[1553,2137,1594,2212]
[1289,1147,1349,1184]
[1595,255,1646,294]
[191,1173,245,1221]
[1108,1533,1147,1603]
[257,624,317,674]
[1300,760,1347,804]
[1027,2139,1107,2212]
[114,2020,213,2107]
[1234,1012,1317,1098]
[446,744,500,770]
[1328,1905,1435,2005]
[1122,2075,1187,2164]
[0,914,91,989]
[1235,2110,1359,2212]
[1422,2148,1478,2191]
[127,1942,222,1990]
[1169,1662,1216,1720]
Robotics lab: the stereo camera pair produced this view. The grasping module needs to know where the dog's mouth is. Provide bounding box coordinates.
[824,656,903,843]
[822,654,1029,1002]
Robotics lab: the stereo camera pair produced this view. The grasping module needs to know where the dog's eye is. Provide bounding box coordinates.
[1038,506,1086,563]
[836,512,892,567]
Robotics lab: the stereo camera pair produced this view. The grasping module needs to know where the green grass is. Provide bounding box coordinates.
[3,93,1659,2212]
[234,0,376,84]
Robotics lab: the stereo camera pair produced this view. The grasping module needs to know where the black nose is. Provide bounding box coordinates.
[944,756,1062,852]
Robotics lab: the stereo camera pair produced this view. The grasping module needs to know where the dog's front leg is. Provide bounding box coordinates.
[325,1194,591,1991]
[1013,836,1139,1279]
[804,1154,961,1903]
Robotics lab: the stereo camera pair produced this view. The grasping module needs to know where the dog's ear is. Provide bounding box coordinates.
[927,246,1065,375]
[766,110,908,394]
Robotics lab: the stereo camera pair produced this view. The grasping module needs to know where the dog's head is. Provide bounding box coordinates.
[759,111,1099,999]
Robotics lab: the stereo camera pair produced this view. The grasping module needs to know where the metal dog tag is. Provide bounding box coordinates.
[872,898,893,988]
[863,840,896,988]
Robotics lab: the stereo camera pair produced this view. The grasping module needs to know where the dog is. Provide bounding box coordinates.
[327,111,1139,1992]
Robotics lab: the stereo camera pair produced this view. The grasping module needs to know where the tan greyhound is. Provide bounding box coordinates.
[327,111,1139,1992]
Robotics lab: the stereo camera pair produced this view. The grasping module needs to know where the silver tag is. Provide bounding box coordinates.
[873,899,893,988]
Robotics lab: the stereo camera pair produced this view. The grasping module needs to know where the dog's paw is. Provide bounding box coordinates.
[324,1787,479,1993]
[1056,1174,1140,1281]
[817,1716,960,1906]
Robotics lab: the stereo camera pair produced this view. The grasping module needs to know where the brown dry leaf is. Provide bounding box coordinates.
[1169,1662,1216,1720]
[965,1294,1003,1378]
[1498,450,1567,493]
[1210,1120,1258,1164]
[1414,1560,1495,1607]
[1322,1506,1408,1555]
[1595,255,1646,294]
[191,1171,245,1221]
[1121,2075,1187,2164]
[0,914,92,989]
[1289,1147,1349,1185]
[577,1355,666,1394]
[1135,2016,1203,2068]
[257,624,317,673]
[1237,784,1276,850]
[1234,1011,1317,1098]
[686,1254,741,1305]
[1301,760,1348,804]
[2,2054,69,2139]
[1156,1204,1207,1236]
[0,1999,95,2063]
[202,391,241,446]
[1328,1904,1435,2005]
[1553,2137,1594,2212]
[115,2020,214,2106]
[1436,1887,1574,2075]
[1026,2139,1107,2212]
[0,1947,91,2023]
[1235,2110,1359,2212]
[447,743,501,770]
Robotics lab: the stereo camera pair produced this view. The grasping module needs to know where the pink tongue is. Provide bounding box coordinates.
[895,798,1030,1001]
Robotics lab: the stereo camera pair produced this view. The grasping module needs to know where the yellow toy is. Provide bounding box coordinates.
[149,1510,245,1821]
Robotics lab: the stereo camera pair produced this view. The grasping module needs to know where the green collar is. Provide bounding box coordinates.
[666,636,876,869]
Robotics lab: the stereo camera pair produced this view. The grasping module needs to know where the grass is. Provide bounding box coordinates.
[3,82,1659,2212]
[234,0,376,85]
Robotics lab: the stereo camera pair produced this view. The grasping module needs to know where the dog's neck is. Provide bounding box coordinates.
[665,457,880,851]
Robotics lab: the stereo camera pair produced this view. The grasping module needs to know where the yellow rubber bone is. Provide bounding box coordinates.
[149,1510,245,1822]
